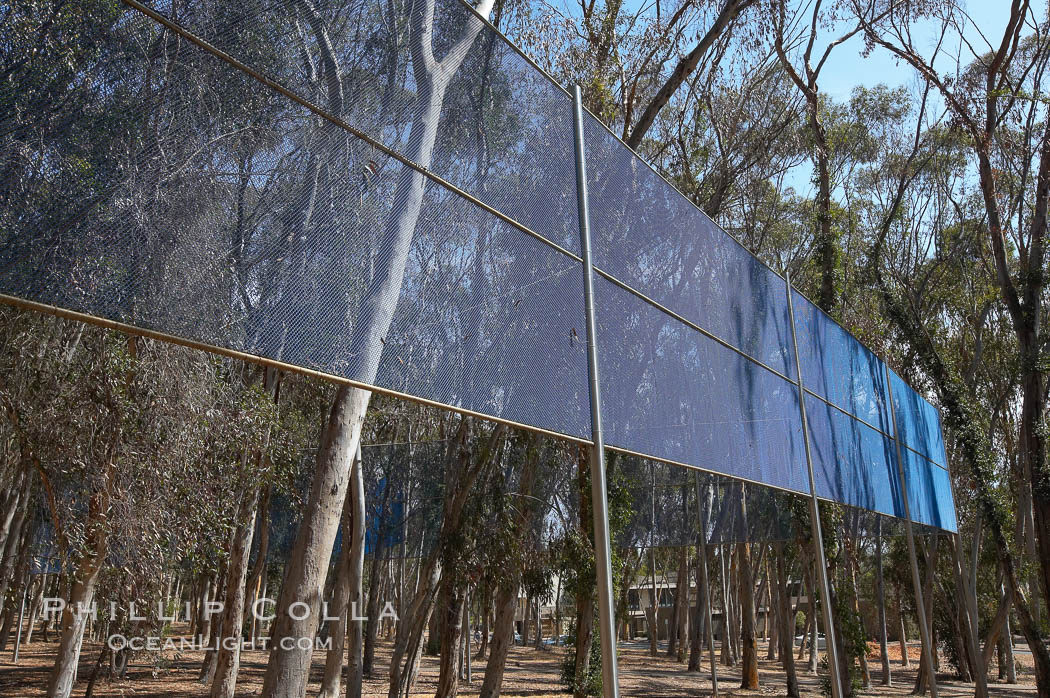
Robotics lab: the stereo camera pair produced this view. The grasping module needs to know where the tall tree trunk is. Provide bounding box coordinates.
[720,548,733,666]
[363,547,385,675]
[0,469,26,571]
[522,593,532,646]
[775,544,800,698]
[898,589,910,668]
[1003,601,1016,684]
[810,102,837,312]
[317,489,355,698]
[46,458,115,698]
[808,569,818,673]
[767,567,778,661]
[363,467,392,676]
[737,541,758,690]
[687,547,705,671]
[647,544,659,654]
[574,592,596,698]
[669,545,688,659]
[346,446,365,698]
[876,530,892,685]
[479,582,517,698]
[688,479,714,678]
[571,448,596,698]
[435,582,465,698]
[211,488,259,698]
[246,486,271,643]
[200,561,227,685]
[475,583,489,661]
[913,537,938,695]
[25,571,47,645]
[261,385,370,698]
[951,535,983,694]
[847,544,870,689]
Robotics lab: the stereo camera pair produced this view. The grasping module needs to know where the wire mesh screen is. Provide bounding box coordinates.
[582,116,796,379]
[594,275,809,496]
[804,394,904,519]
[0,0,956,533]
[899,446,957,531]
[139,0,584,256]
[792,294,890,431]
[0,8,590,439]
[612,461,796,548]
[613,459,915,548]
[888,369,948,466]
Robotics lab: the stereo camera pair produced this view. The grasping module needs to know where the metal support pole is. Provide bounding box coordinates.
[884,364,939,698]
[572,84,620,698]
[693,473,718,696]
[784,271,843,698]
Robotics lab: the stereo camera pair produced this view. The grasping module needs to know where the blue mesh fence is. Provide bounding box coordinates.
[803,394,903,519]
[0,0,956,532]
[582,116,797,380]
[899,447,957,531]
[138,0,584,256]
[792,294,890,432]
[0,8,591,440]
[889,369,949,467]
[594,275,809,497]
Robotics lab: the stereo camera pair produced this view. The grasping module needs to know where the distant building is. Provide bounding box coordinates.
[624,574,809,642]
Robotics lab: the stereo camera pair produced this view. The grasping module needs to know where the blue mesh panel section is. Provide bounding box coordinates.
[594,276,808,495]
[792,294,890,431]
[0,12,590,439]
[889,370,948,466]
[582,116,795,378]
[804,395,903,518]
[141,0,582,254]
[901,449,957,532]
[1,0,960,532]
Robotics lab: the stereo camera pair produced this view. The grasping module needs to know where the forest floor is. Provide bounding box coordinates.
[0,629,1039,696]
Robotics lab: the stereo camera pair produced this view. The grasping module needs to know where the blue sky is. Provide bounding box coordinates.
[780,1,1011,195]
[814,1,1009,102]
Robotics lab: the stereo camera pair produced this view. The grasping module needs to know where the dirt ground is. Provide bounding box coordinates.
[0,630,1039,697]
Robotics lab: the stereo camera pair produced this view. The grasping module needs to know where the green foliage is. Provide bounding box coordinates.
[559,622,603,696]
[818,655,862,698]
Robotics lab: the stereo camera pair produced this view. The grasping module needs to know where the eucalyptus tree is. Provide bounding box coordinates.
[771,0,877,313]
[854,1,1050,692]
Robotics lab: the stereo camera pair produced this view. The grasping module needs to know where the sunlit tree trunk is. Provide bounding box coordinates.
[346,447,365,698]
[211,489,259,698]
[261,385,370,698]
[46,459,115,698]
[317,490,354,698]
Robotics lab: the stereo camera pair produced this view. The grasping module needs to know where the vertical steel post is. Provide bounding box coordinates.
[572,84,620,698]
[784,271,843,698]
[693,472,719,696]
[884,363,939,697]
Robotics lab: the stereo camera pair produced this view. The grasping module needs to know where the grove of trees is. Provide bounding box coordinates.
[1,0,1049,697]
